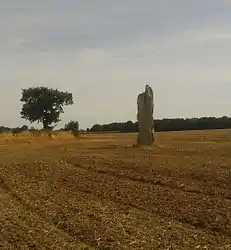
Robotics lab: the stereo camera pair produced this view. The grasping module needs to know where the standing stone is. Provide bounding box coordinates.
[137,85,155,146]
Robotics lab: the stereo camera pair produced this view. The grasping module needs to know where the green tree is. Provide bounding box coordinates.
[64,120,79,132]
[20,87,73,129]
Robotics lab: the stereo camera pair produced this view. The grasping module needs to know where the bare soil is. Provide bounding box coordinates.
[0,130,231,249]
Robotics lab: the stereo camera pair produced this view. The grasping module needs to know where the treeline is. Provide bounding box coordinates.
[1,116,231,134]
[0,125,29,133]
[0,121,80,134]
[88,116,231,133]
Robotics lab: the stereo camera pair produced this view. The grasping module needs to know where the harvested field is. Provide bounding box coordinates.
[0,130,231,249]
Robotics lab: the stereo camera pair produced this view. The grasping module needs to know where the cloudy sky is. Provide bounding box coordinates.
[1,0,231,129]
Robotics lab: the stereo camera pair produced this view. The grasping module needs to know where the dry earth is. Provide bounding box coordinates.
[0,130,231,249]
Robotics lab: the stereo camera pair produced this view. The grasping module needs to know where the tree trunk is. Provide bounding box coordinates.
[42,118,49,130]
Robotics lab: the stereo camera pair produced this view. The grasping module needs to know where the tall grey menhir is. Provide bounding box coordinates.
[137,85,155,146]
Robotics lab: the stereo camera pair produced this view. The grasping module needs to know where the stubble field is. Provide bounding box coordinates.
[0,130,231,249]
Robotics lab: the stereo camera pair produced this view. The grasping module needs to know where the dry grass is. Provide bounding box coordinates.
[0,130,231,249]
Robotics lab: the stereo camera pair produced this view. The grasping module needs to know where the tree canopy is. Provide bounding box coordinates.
[20,87,73,129]
[64,120,79,132]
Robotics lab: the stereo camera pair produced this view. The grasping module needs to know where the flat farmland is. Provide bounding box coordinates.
[0,130,231,249]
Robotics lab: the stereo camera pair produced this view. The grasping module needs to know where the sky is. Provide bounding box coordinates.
[1,0,231,129]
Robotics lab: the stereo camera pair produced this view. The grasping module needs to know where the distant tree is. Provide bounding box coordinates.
[90,124,102,132]
[64,120,79,132]
[121,120,137,133]
[0,126,11,133]
[64,120,79,138]
[29,126,36,131]
[12,125,28,136]
[21,125,28,131]
[20,87,73,129]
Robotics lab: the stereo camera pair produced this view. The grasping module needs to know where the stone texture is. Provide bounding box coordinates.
[137,85,155,146]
